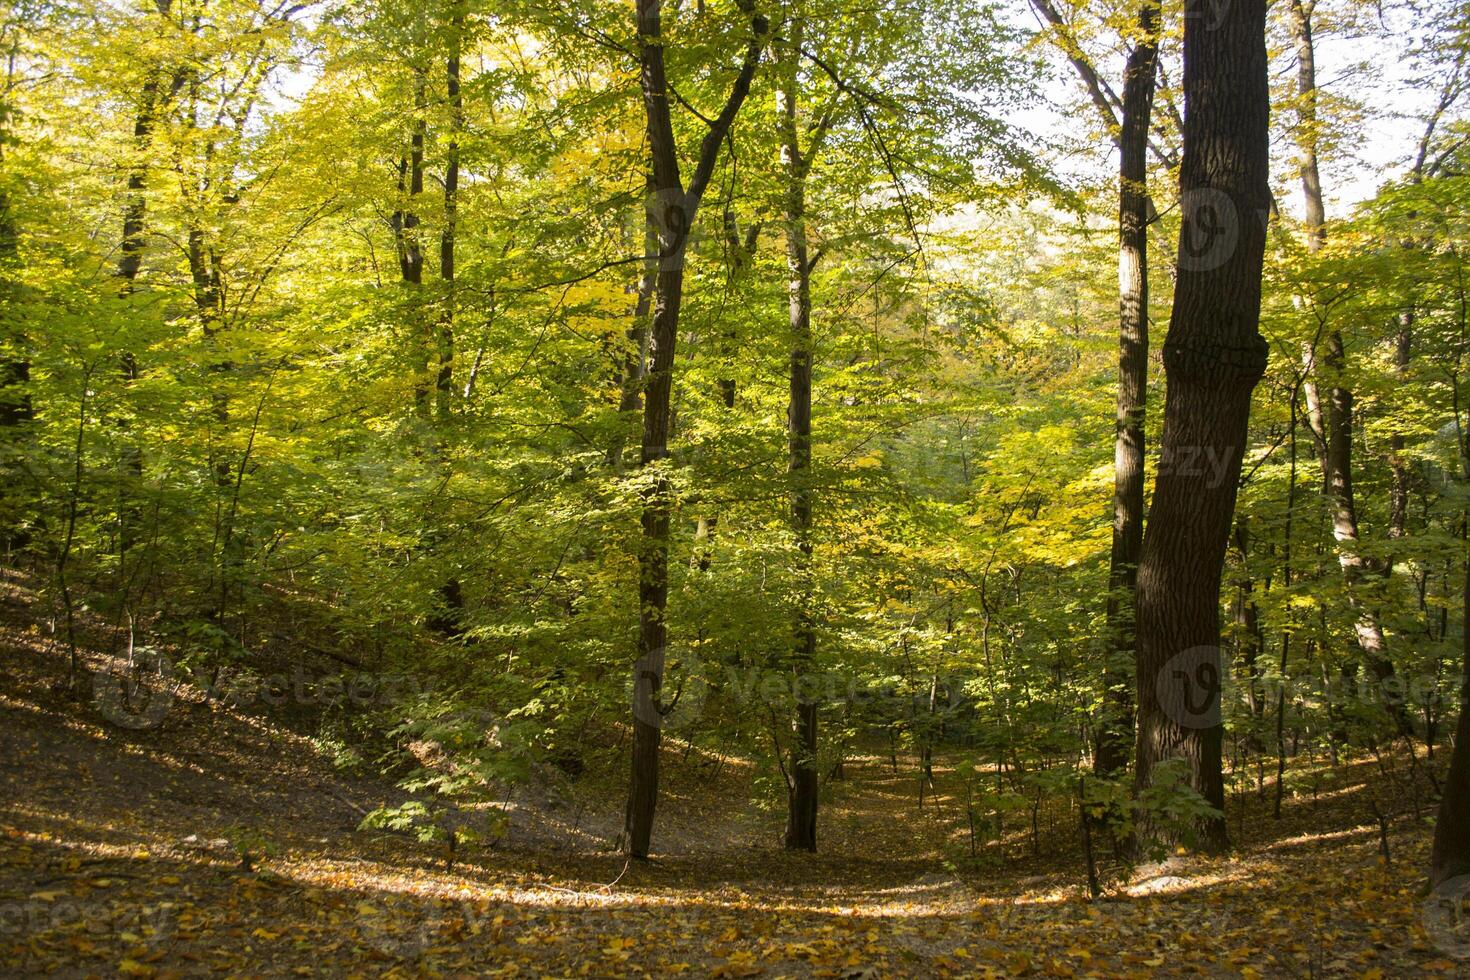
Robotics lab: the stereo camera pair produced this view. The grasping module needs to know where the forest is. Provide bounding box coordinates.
[3,0,1470,975]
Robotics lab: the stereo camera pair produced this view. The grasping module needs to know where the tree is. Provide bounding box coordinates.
[776,6,819,851]
[1101,0,1160,777]
[1288,0,1407,732]
[1132,0,1271,853]
[1028,0,1169,777]
[1431,482,1470,887]
[624,0,768,860]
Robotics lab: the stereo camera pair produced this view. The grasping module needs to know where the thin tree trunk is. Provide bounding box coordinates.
[1274,392,1299,819]
[1097,0,1159,779]
[0,69,30,555]
[392,73,427,416]
[426,11,467,637]
[0,54,30,552]
[1231,519,1264,726]
[437,12,462,423]
[624,0,766,859]
[1430,541,1470,886]
[0,88,29,433]
[115,7,175,557]
[610,176,658,472]
[1132,0,1270,855]
[779,15,817,851]
[1388,313,1413,548]
[1291,0,1407,731]
[718,208,760,409]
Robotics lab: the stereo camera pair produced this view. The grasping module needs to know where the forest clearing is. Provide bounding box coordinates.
[5,0,1470,975]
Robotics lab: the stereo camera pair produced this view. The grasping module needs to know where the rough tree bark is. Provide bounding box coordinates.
[428,11,467,633]
[391,73,428,416]
[1230,519,1265,726]
[437,9,462,424]
[778,14,817,851]
[115,0,178,558]
[624,0,767,860]
[0,65,29,434]
[1290,0,1406,729]
[1132,0,1270,854]
[609,175,658,473]
[1097,0,1160,778]
[0,45,29,553]
[1431,424,1470,886]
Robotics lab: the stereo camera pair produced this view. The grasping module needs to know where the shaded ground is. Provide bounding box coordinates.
[0,577,1463,977]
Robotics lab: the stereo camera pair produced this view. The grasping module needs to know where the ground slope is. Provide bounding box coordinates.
[0,580,1461,977]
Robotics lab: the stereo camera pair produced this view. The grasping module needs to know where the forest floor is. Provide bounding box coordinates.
[0,574,1466,978]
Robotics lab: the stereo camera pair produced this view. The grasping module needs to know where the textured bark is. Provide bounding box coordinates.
[1290,0,1325,252]
[1132,0,1270,854]
[391,74,428,415]
[118,81,159,298]
[426,13,467,638]
[624,0,766,860]
[718,208,761,409]
[1430,373,1470,882]
[778,18,817,851]
[1230,520,1264,722]
[115,1,177,556]
[1429,551,1470,886]
[1388,314,1412,545]
[1097,0,1159,779]
[437,12,462,423]
[0,64,28,552]
[609,176,658,472]
[0,85,28,433]
[1291,0,1405,729]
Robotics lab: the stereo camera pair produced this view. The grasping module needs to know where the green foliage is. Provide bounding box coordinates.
[0,0,1466,866]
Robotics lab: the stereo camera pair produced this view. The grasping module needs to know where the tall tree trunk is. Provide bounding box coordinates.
[1231,519,1264,726]
[1290,0,1325,252]
[609,176,658,472]
[1291,0,1406,730]
[1097,0,1159,779]
[1132,0,1270,854]
[437,11,462,424]
[1388,313,1413,548]
[1430,529,1470,886]
[1431,406,1470,884]
[717,207,760,409]
[624,0,766,859]
[115,27,173,558]
[0,102,28,433]
[392,73,427,416]
[778,15,817,851]
[427,12,467,636]
[0,66,31,552]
